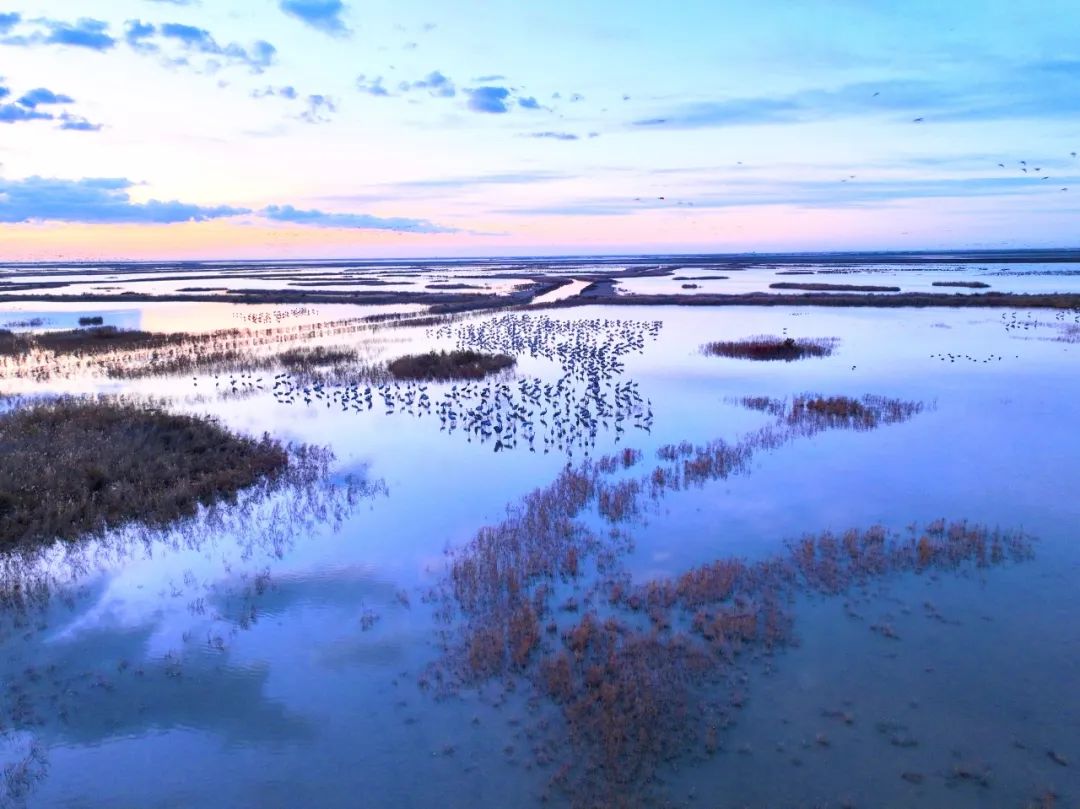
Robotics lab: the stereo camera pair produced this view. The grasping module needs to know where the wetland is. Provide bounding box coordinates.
[0,252,1077,808]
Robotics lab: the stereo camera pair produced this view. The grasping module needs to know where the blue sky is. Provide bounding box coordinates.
[0,0,1078,258]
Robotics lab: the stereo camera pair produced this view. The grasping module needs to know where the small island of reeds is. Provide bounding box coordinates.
[0,398,291,550]
[769,282,901,292]
[0,325,180,357]
[932,280,991,289]
[702,335,837,361]
[388,349,516,380]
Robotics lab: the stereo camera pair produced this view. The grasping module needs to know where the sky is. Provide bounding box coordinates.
[0,0,1078,260]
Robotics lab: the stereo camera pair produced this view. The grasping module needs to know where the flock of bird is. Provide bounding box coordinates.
[999,309,1080,334]
[431,314,663,383]
[231,307,318,325]
[194,305,1075,456]
[994,155,1076,192]
[929,352,1009,364]
[247,314,666,456]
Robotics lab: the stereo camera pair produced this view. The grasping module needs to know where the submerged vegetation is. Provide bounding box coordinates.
[0,398,289,550]
[702,335,837,361]
[387,349,516,380]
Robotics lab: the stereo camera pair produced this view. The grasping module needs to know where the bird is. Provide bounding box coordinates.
[912,117,924,123]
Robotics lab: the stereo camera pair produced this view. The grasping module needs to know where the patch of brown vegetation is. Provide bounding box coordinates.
[430,386,1033,807]
[769,282,901,292]
[702,336,837,361]
[388,349,515,381]
[0,398,289,550]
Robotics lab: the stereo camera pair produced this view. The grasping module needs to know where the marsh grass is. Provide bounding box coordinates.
[0,398,288,551]
[0,312,446,384]
[932,281,991,289]
[388,349,515,381]
[702,336,837,361]
[0,325,189,357]
[2,738,47,805]
[431,389,1029,806]
[769,282,901,292]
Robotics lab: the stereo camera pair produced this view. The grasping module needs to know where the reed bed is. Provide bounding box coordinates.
[0,310,444,384]
[0,408,381,627]
[387,350,516,381]
[702,336,837,361]
[0,398,289,551]
[0,325,194,357]
[769,282,902,292]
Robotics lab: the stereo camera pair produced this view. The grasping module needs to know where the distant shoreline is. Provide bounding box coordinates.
[3,247,1080,271]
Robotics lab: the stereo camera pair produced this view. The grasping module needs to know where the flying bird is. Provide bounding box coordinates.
[912,117,924,122]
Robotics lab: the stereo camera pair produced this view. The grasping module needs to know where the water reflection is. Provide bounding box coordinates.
[0,297,1078,808]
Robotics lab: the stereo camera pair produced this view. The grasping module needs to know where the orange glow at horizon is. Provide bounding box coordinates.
[0,200,1003,261]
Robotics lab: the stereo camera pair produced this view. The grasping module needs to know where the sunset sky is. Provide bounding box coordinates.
[0,0,1078,260]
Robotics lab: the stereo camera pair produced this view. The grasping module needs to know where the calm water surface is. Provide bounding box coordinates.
[1,298,1078,808]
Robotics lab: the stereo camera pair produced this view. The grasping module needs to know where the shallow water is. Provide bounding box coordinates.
[615,261,1080,296]
[1,291,1078,808]
[5,256,1080,300]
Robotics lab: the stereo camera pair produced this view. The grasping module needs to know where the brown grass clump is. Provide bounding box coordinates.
[768,282,901,292]
[735,393,923,432]
[788,522,1032,594]
[597,479,641,522]
[276,346,358,368]
[702,335,837,361]
[78,316,105,326]
[0,398,289,550]
[544,615,713,803]
[594,448,643,474]
[788,394,923,430]
[932,281,990,289]
[388,349,515,381]
[0,325,193,357]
